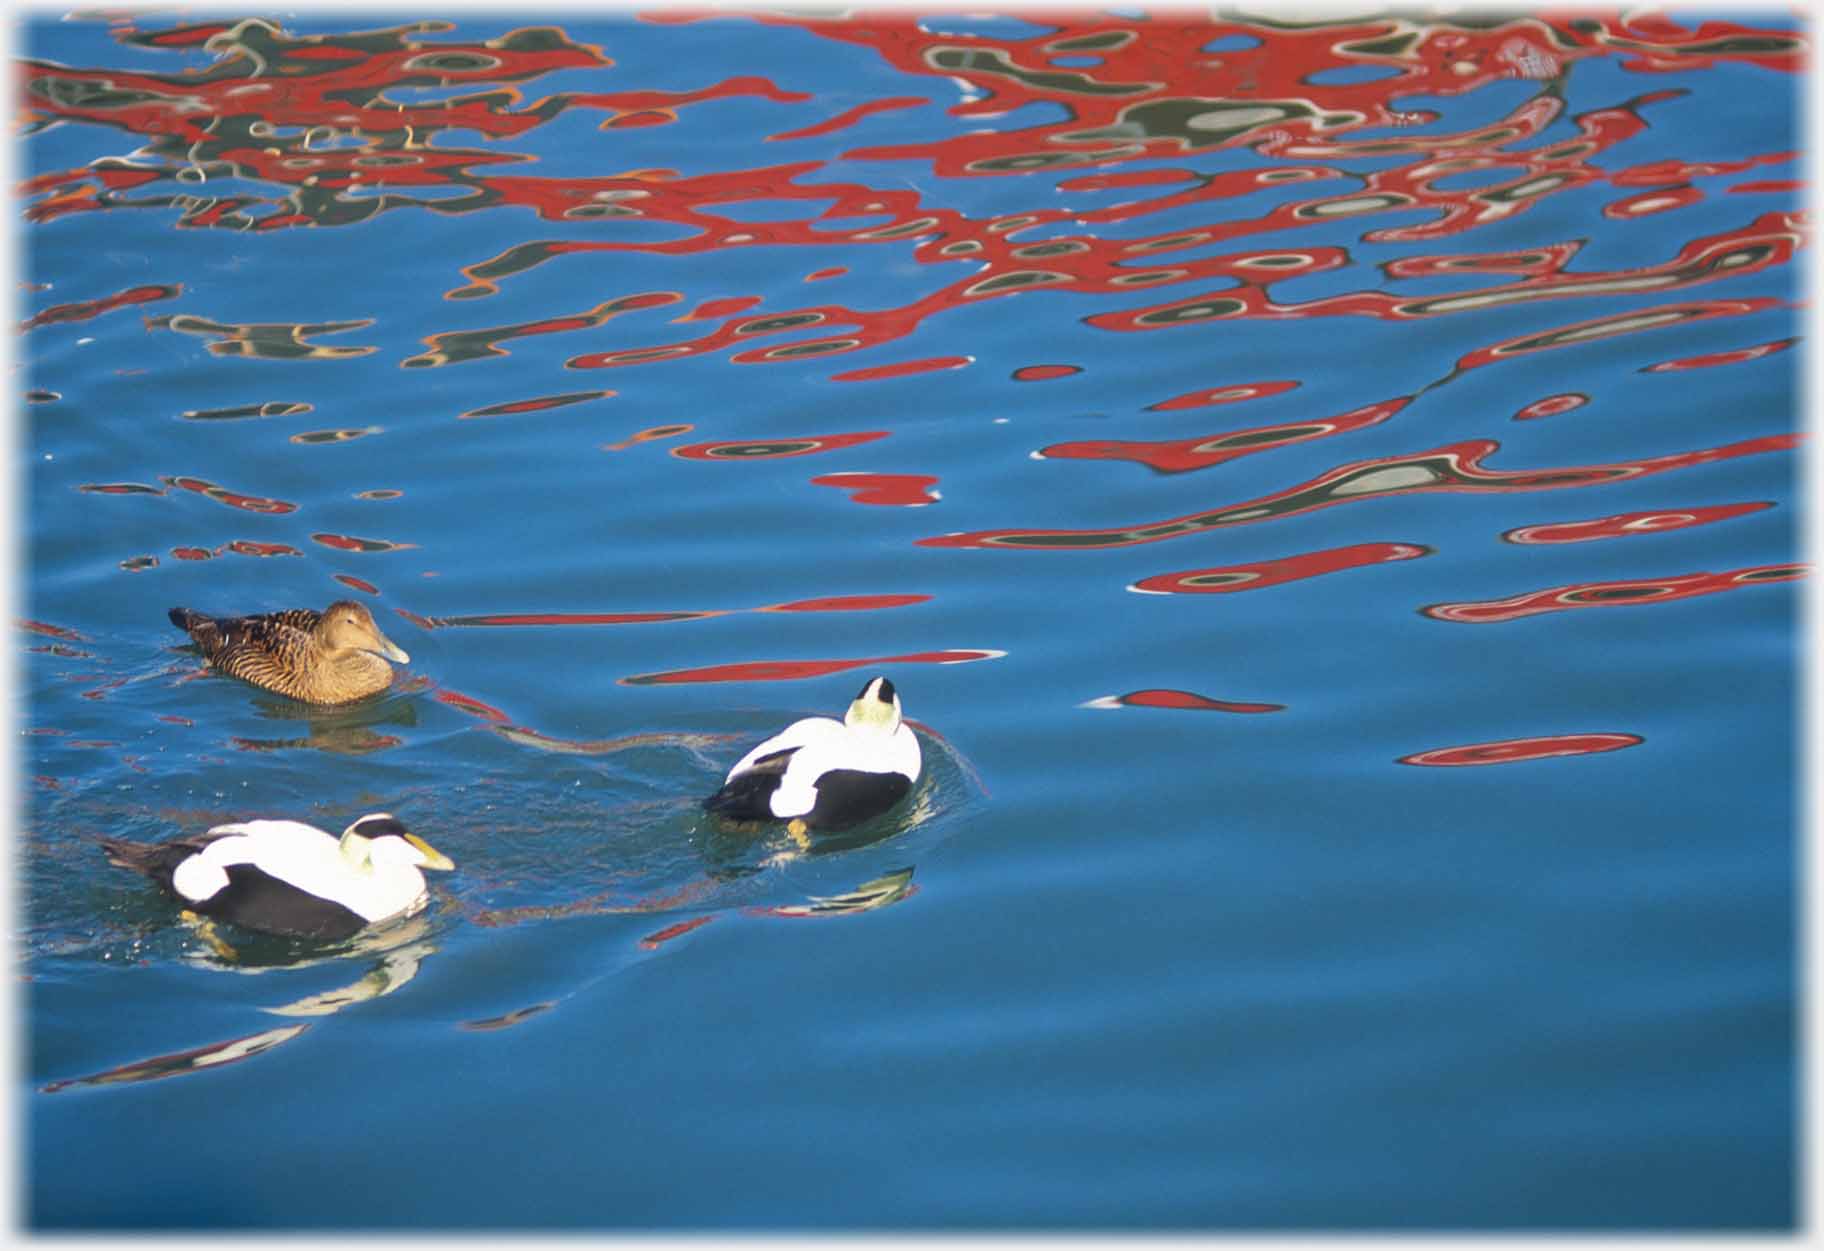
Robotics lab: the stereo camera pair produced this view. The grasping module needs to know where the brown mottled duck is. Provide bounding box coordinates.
[169,600,411,705]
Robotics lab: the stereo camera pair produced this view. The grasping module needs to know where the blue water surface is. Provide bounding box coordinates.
[19,8,1799,1230]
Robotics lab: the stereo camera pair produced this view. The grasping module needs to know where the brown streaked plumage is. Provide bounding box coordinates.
[169,600,411,705]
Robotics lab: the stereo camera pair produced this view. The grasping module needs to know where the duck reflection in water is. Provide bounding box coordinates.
[232,683,424,755]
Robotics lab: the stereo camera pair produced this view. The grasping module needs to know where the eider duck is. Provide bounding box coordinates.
[98,813,454,943]
[704,676,921,836]
[169,600,410,705]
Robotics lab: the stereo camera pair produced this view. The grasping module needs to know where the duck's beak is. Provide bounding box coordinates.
[370,629,410,665]
[405,834,454,872]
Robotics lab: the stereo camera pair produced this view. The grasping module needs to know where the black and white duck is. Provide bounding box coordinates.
[704,676,921,837]
[169,600,410,705]
[98,813,454,943]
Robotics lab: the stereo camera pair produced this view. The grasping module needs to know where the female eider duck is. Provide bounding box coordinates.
[704,676,920,836]
[98,814,454,943]
[169,600,410,705]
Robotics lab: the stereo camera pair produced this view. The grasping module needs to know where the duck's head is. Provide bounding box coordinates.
[338,813,455,873]
[318,601,411,665]
[842,676,902,734]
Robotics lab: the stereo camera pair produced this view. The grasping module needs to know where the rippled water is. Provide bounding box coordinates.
[21,9,1799,1230]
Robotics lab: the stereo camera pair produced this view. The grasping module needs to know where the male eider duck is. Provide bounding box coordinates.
[704,676,920,836]
[169,600,410,705]
[98,813,454,943]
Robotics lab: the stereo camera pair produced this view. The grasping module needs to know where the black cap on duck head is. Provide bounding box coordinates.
[348,813,409,841]
[857,676,896,705]
[339,812,455,872]
[844,676,902,732]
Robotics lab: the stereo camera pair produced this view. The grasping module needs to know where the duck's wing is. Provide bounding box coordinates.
[705,717,843,820]
[171,607,319,649]
[723,716,844,781]
[171,610,323,692]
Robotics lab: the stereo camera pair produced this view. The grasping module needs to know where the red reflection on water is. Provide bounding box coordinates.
[334,575,380,594]
[623,648,1003,685]
[680,297,763,322]
[805,266,847,282]
[460,1003,557,1031]
[672,431,888,460]
[1612,152,1796,187]
[1082,689,1284,713]
[768,96,927,141]
[1399,733,1643,766]
[22,283,178,331]
[810,472,939,506]
[1605,185,1704,218]
[1059,170,1200,194]
[170,547,213,562]
[1087,214,1800,331]
[310,533,416,553]
[20,620,86,641]
[1150,380,1299,411]
[1514,393,1588,420]
[1643,336,1797,372]
[1731,180,1803,195]
[163,476,296,515]
[761,594,930,612]
[1041,396,1406,474]
[602,423,694,451]
[435,610,723,627]
[923,433,1798,550]
[406,294,680,368]
[1012,364,1081,381]
[181,401,312,422]
[79,482,166,496]
[227,540,301,558]
[18,12,1802,395]
[1504,503,1771,545]
[830,356,970,382]
[147,313,376,360]
[415,593,923,628]
[1424,563,1804,623]
[436,689,512,722]
[291,427,379,445]
[1133,542,1429,594]
[640,916,717,949]
[1451,296,1785,375]
[460,390,614,418]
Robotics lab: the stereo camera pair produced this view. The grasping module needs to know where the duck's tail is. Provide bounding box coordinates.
[96,835,188,880]
[168,607,223,652]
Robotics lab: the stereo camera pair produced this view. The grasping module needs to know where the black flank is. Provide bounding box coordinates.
[196,863,370,941]
[703,770,787,821]
[805,769,910,832]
